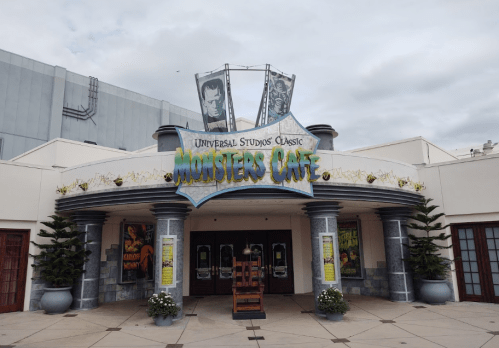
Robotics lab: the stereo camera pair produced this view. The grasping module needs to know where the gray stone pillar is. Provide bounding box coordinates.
[71,211,107,310]
[151,203,190,318]
[304,201,342,315]
[377,207,415,302]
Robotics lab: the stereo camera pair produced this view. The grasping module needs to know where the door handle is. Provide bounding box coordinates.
[216,266,219,276]
[269,264,272,275]
[211,265,215,275]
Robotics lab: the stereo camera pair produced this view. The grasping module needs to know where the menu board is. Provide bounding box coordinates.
[322,235,335,282]
[161,237,175,286]
[338,221,362,278]
[121,223,154,283]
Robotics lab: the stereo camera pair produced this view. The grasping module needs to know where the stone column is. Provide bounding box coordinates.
[151,203,190,318]
[71,211,107,310]
[304,201,342,314]
[377,207,415,302]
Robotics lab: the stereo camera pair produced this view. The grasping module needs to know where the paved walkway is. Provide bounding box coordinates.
[1,294,499,347]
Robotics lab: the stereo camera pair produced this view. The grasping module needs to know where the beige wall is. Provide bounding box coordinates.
[349,137,457,165]
[12,138,129,168]
[0,160,61,311]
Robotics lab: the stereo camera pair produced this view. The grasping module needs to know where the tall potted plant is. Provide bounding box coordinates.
[31,215,91,314]
[404,198,453,305]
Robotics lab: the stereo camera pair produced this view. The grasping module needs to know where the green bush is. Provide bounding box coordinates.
[146,292,180,318]
[318,287,349,314]
[31,215,91,287]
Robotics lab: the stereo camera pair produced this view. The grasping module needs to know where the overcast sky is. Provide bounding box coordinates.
[1,0,498,151]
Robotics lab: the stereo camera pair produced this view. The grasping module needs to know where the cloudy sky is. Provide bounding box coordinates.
[1,0,498,151]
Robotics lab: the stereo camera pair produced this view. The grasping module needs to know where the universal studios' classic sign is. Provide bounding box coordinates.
[173,113,320,207]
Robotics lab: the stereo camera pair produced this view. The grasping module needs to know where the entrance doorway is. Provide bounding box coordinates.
[0,229,30,313]
[190,230,294,295]
[451,223,499,303]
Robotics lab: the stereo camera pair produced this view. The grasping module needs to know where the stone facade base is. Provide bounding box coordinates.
[342,267,389,298]
[98,244,154,304]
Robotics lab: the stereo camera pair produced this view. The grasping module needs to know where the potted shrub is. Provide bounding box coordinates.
[317,287,349,321]
[147,291,180,326]
[404,198,453,305]
[31,215,91,314]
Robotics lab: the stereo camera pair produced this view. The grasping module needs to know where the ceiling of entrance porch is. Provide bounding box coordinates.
[76,199,402,218]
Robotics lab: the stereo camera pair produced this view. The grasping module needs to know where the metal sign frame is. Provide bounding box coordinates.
[196,64,294,131]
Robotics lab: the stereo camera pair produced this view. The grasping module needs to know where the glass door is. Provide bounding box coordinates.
[452,223,499,303]
[189,232,216,296]
[267,230,294,294]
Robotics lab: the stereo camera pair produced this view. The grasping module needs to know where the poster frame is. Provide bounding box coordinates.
[161,235,177,287]
[118,221,156,284]
[319,232,340,285]
[337,219,365,280]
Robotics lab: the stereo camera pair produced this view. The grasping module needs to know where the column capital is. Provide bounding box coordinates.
[72,211,107,225]
[151,203,191,220]
[303,201,341,218]
[377,207,413,221]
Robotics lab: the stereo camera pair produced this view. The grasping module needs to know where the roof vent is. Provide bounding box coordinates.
[483,140,498,155]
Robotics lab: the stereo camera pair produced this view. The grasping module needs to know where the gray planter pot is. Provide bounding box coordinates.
[326,312,344,321]
[420,279,451,305]
[154,315,173,326]
[40,287,73,314]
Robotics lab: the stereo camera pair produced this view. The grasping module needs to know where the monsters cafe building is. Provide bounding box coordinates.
[1,63,499,316]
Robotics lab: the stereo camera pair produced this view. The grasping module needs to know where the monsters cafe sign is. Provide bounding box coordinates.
[173,113,320,207]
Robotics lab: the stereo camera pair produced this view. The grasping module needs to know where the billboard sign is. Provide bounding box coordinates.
[268,71,294,123]
[173,112,320,207]
[196,71,228,132]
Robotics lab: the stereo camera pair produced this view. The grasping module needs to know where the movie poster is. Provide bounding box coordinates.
[196,71,228,132]
[121,223,155,283]
[267,71,294,123]
[338,221,362,278]
[321,234,336,282]
[161,237,175,286]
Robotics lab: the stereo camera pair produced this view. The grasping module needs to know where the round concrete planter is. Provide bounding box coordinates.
[326,312,344,321]
[420,279,451,305]
[154,315,173,326]
[40,287,73,314]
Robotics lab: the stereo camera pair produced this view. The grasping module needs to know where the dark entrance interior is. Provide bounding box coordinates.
[452,222,499,303]
[0,229,30,313]
[190,230,294,295]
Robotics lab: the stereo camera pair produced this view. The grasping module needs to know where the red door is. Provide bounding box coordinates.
[0,230,30,313]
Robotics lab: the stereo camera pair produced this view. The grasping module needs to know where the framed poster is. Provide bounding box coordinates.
[161,236,176,286]
[338,220,364,279]
[119,223,155,283]
[319,233,340,284]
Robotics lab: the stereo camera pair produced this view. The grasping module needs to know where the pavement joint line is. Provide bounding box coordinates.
[392,323,448,348]
[174,297,200,345]
[117,329,166,345]
[424,306,499,332]
[10,328,108,346]
[259,328,339,342]
[12,314,65,344]
[287,294,340,339]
